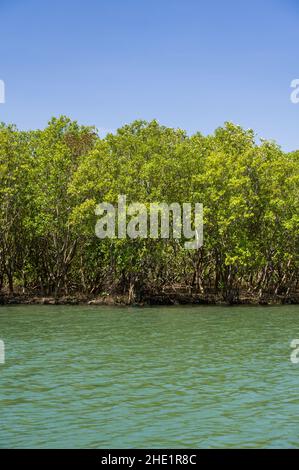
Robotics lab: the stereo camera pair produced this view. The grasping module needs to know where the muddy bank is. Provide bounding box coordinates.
[0,291,298,306]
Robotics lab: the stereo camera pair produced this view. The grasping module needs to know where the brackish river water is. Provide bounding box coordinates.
[0,304,299,448]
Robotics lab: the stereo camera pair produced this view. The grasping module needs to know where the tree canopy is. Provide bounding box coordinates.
[0,117,298,303]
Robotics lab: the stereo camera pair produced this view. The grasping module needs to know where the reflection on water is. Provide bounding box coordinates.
[0,304,299,448]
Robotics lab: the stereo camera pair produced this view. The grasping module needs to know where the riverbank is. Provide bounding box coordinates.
[1,291,298,306]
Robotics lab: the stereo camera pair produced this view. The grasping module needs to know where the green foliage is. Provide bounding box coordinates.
[0,118,298,301]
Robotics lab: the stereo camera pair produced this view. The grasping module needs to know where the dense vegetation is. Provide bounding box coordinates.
[0,117,298,303]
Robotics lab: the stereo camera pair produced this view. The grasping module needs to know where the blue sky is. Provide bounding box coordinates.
[0,0,298,150]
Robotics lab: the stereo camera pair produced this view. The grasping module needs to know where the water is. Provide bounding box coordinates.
[0,304,299,448]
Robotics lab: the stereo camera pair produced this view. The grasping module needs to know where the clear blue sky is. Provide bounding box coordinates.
[0,0,298,150]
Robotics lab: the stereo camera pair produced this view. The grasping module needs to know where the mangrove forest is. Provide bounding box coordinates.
[0,117,298,304]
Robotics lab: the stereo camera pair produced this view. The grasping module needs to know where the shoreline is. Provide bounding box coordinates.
[1,292,298,307]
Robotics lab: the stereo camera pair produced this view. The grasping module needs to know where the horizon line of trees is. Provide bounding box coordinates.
[0,117,298,302]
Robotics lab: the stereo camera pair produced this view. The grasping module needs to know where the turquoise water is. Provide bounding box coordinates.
[0,304,299,448]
